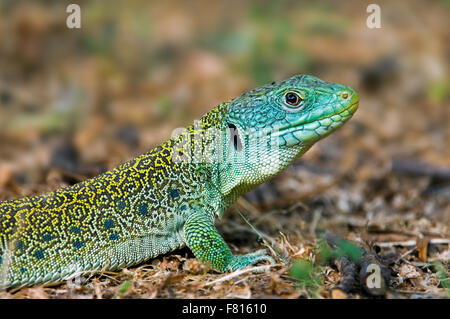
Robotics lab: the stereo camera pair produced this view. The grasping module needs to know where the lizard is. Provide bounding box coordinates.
[0,74,359,288]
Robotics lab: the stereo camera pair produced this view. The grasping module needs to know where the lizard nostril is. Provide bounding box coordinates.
[341,92,349,99]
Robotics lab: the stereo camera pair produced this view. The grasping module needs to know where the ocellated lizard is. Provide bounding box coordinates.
[0,74,359,287]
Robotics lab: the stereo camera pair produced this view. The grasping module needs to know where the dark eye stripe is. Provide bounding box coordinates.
[228,123,242,152]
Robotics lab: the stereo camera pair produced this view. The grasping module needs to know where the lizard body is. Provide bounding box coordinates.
[0,74,358,287]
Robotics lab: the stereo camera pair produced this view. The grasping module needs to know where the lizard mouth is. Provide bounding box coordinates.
[274,97,359,146]
[332,98,359,119]
[307,95,360,124]
[320,99,358,120]
[340,98,359,115]
[286,98,358,129]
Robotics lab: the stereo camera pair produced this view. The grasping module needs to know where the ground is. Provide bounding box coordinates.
[0,0,448,298]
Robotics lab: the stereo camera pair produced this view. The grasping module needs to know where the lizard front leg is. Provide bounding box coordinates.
[183,209,275,272]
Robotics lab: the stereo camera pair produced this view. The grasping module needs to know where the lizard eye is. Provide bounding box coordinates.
[285,92,303,106]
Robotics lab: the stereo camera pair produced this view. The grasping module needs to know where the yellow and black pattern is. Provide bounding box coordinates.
[0,103,229,287]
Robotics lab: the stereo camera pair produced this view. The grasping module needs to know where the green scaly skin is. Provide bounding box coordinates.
[0,75,359,287]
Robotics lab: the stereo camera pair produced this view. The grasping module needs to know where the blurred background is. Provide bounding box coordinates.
[0,0,448,298]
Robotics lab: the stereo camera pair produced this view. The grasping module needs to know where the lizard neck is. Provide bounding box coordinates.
[215,140,314,208]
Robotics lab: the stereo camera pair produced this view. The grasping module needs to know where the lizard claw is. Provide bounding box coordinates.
[228,250,276,272]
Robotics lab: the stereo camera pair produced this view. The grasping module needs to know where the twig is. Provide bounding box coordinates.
[203,264,277,286]
[233,206,285,262]
[236,197,262,218]
[391,159,450,180]
[309,209,322,237]
[395,248,416,263]
[332,256,358,294]
[375,238,450,248]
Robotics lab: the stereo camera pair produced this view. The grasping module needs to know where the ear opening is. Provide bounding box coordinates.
[227,123,242,152]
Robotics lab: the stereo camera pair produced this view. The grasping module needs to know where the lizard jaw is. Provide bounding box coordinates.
[273,96,359,148]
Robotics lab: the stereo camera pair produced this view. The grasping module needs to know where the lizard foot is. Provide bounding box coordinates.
[228,249,275,272]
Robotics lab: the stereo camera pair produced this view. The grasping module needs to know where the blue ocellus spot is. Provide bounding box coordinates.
[70,226,81,234]
[109,233,120,241]
[117,200,126,211]
[138,203,148,216]
[104,219,114,229]
[170,189,180,199]
[33,249,44,260]
[73,240,85,250]
[180,204,187,211]
[42,233,53,242]
[15,240,24,250]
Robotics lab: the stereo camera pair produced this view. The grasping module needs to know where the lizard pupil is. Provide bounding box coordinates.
[285,92,301,106]
[228,123,242,152]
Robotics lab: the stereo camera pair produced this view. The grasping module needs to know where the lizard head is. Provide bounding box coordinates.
[217,74,359,199]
